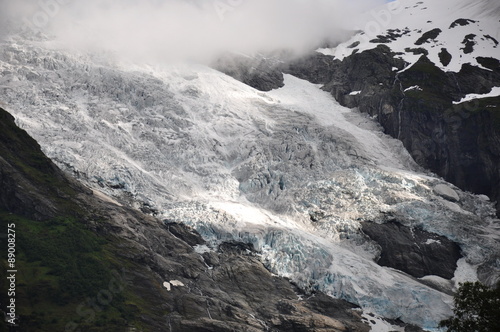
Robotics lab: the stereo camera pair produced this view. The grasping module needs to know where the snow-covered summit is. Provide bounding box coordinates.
[319,0,499,72]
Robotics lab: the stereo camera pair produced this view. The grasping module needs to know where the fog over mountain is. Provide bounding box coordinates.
[1,0,499,331]
[2,0,385,62]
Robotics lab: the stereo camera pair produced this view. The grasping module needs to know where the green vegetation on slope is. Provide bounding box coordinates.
[1,213,139,331]
[0,107,155,331]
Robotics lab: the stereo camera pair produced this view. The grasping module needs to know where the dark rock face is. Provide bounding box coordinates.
[461,34,477,54]
[415,28,442,45]
[0,108,84,220]
[362,221,462,279]
[370,28,411,44]
[284,52,338,84]
[211,53,285,91]
[287,45,407,108]
[396,63,500,212]
[477,56,500,70]
[164,221,205,246]
[483,35,499,47]
[438,48,452,66]
[449,18,477,29]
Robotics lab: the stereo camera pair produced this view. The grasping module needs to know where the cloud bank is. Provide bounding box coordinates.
[5,0,386,63]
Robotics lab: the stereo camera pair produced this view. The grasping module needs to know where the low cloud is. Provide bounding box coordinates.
[5,0,386,63]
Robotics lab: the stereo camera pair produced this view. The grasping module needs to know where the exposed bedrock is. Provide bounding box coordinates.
[361,220,462,279]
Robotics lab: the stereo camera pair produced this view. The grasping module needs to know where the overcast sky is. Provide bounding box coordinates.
[2,0,386,63]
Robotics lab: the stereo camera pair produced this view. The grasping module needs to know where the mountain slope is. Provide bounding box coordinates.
[0,106,146,331]
[1,0,499,329]
[1,33,499,330]
[0,106,375,331]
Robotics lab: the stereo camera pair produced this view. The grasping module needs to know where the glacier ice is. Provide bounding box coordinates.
[1,35,499,330]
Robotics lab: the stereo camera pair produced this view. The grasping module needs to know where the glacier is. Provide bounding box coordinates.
[1,31,500,330]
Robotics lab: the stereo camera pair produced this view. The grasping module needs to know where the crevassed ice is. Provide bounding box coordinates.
[1,37,499,329]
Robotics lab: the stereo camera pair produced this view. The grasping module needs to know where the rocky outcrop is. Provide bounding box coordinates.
[361,221,462,279]
[87,194,374,332]
[211,53,285,91]
[158,240,370,332]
